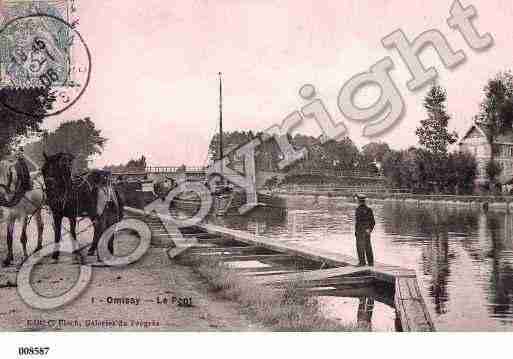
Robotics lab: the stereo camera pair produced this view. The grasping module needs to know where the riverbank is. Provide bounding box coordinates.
[270,188,513,211]
[0,213,264,331]
[190,258,358,331]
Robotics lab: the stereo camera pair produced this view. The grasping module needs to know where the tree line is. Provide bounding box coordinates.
[381,84,477,194]
[211,70,513,194]
[103,156,147,173]
[24,118,107,174]
[208,130,389,174]
[0,87,54,157]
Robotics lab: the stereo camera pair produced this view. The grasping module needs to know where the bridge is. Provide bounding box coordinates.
[112,166,386,189]
[146,166,206,175]
[112,166,207,181]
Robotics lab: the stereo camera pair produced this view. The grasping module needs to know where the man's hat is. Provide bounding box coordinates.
[356,193,366,200]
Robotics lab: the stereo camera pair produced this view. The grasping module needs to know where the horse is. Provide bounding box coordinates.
[0,159,45,267]
[41,152,124,260]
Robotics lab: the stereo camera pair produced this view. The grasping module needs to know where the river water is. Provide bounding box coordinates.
[210,195,513,331]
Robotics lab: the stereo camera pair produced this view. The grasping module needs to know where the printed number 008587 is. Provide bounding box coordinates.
[18,347,50,356]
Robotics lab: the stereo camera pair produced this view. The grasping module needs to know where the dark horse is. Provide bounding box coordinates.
[41,152,124,260]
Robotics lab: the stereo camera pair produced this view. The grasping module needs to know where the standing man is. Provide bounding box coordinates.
[355,194,375,266]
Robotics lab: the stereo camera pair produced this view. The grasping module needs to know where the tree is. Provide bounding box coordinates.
[486,160,502,193]
[414,148,436,193]
[382,149,404,188]
[125,156,147,170]
[25,118,106,173]
[362,142,391,163]
[321,137,360,171]
[291,134,320,170]
[381,146,477,194]
[254,133,282,172]
[208,130,256,160]
[400,148,420,192]
[103,155,147,173]
[361,142,391,173]
[477,71,513,141]
[0,87,55,156]
[208,130,285,172]
[382,148,420,191]
[445,152,477,194]
[416,85,458,156]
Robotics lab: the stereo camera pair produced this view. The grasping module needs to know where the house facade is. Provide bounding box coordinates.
[458,123,513,185]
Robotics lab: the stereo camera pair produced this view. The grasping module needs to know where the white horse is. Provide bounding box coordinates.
[0,159,45,267]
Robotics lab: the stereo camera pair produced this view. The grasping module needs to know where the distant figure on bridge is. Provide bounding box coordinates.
[355,194,375,267]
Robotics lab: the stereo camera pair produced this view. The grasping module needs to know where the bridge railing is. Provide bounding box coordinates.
[145,166,207,174]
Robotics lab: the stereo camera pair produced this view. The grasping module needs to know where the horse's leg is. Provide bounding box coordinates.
[68,216,80,259]
[100,212,116,258]
[105,209,115,256]
[20,217,29,261]
[87,217,99,256]
[68,216,84,264]
[52,215,63,261]
[115,189,125,220]
[89,214,112,260]
[69,217,78,242]
[3,218,15,267]
[34,209,43,252]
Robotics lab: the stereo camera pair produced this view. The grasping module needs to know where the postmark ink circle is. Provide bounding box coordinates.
[0,14,92,117]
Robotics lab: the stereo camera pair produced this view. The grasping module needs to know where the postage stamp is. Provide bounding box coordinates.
[0,1,89,117]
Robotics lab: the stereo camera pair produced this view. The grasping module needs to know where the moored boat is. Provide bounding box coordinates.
[171,188,286,217]
[171,72,285,216]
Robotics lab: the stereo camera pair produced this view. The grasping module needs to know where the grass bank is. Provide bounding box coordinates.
[192,258,360,331]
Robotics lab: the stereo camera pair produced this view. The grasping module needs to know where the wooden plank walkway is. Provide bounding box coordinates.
[394,277,435,332]
[198,223,434,332]
[199,223,417,284]
[124,206,435,332]
[254,266,372,285]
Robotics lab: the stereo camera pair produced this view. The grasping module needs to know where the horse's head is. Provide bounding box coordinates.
[41,152,75,189]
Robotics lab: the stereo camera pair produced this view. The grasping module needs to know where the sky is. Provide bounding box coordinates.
[24,0,513,167]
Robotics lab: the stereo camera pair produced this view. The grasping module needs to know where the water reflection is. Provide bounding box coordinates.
[210,197,513,330]
[488,214,513,321]
[423,231,451,315]
[357,297,374,330]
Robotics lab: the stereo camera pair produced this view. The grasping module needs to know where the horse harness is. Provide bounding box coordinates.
[47,170,119,218]
[0,162,34,208]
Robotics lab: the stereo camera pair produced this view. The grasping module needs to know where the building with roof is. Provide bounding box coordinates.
[458,123,513,186]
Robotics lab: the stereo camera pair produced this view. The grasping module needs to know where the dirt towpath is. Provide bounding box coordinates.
[0,214,263,331]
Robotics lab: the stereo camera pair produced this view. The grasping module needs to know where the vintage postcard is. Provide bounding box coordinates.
[0,0,512,356]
